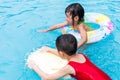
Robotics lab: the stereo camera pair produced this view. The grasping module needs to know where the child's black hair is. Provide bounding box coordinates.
[65,3,84,26]
[56,34,77,56]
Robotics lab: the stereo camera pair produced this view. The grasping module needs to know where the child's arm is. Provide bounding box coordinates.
[41,46,60,56]
[38,21,68,32]
[28,60,74,80]
[77,23,87,48]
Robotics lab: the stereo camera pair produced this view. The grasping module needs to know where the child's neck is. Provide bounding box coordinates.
[66,54,77,61]
[71,22,80,29]
[67,54,86,63]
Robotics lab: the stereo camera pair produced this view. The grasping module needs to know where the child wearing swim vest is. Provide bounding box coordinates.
[28,34,111,80]
[38,3,88,48]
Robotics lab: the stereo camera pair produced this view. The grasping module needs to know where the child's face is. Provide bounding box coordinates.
[66,12,72,25]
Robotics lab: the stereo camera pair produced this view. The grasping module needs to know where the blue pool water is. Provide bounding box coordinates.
[0,0,120,80]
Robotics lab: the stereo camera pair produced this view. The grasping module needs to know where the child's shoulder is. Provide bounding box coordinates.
[78,22,87,30]
[78,22,86,27]
[68,53,86,64]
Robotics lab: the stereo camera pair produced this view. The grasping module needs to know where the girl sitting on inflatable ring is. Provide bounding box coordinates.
[28,34,111,80]
[38,3,91,48]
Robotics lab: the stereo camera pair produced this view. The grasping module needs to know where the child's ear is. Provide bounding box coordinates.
[59,51,63,55]
[59,51,64,57]
[74,16,79,21]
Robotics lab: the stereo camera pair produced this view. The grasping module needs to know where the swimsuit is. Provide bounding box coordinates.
[68,54,111,80]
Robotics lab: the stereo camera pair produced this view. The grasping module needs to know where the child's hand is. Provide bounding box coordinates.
[37,29,48,32]
[27,59,37,69]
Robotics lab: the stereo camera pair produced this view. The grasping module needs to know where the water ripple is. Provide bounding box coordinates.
[7,9,34,18]
[16,23,26,28]
[0,5,12,8]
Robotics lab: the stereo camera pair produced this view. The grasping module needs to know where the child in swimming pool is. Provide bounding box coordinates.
[38,3,88,48]
[28,34,111,80]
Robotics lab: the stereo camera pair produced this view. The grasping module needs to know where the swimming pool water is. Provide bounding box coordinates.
[0,0,120,80]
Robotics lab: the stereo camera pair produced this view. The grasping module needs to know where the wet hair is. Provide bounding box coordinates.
[65,3,84,26]
[56,34,77,56]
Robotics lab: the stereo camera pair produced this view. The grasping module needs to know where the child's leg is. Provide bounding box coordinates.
[79,44,87,51]
[78,43,91,52]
